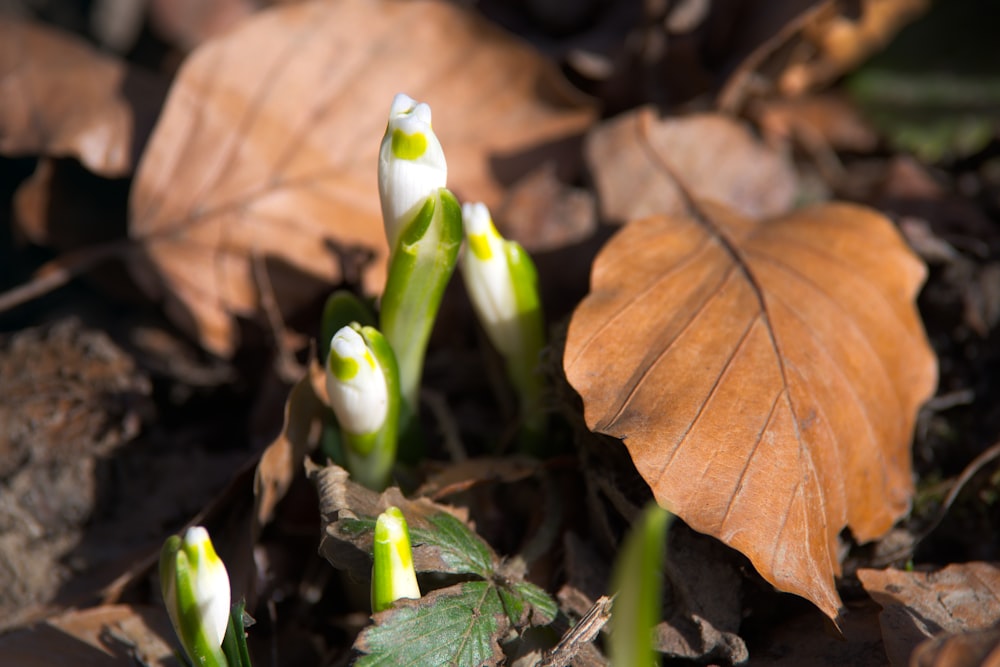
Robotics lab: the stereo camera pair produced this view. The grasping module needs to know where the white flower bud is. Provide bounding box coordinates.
[459,202,521,359]
[372,506,420,612]
[161,526,231,657]
[378,93,448,250]
[326,325,389,436]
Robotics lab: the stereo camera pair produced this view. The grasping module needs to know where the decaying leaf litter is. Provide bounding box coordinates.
[2,0,1000,665]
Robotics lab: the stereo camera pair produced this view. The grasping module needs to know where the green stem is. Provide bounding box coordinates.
[221,601,252,667]
[380,189,462,417]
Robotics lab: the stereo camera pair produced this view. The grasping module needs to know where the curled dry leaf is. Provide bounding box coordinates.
[254,357,328,530]
[0,604,176,667]
[307,461,474,580]
[0,17,165,177]
[859,563,1000,667]
[128,0,594,356]
[911,626,1000,667]
[779,0,929,96]
[564,200,937,619]
[585,108,798,225]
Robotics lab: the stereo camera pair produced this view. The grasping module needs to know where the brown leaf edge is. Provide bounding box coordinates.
[307,461,474,581]
[253,356,327,533]
[565,200,938,620]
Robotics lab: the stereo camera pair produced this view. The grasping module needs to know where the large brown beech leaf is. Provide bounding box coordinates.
[564,200,937,619]
[129,0,593,356]
[0,17,164,177]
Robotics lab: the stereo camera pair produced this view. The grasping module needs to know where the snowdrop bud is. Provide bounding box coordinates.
[160,526,231,666]
[371,506,420,612]
[459,202,522,358]
[327,324,389,436]
[378,93,448,250]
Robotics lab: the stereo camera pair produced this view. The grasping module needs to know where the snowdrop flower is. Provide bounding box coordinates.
[371,506,420,612]
[378,93,448,251]
[460,202,524,359]
[377,94,462,418]
[325,323,401,490]
[459,202,548,450]
[160,526,231,667]
[327,324,389,436]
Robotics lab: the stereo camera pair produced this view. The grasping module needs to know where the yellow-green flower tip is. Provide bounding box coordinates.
[372,506,420,612]
[391,128,428,160]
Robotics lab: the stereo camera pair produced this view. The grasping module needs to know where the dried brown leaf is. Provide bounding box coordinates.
[564,200,937,618]
[148,0,259,51]
[585,108,797,225]
[0,604,176,667]
[308,461,472,580]
[911,626,1000,667]
[859,563,1000,666]
[128,0,594,355]
[0,17,165,177]
[780,0,929,95]
[254,357,327,529]
[716,0,928,110]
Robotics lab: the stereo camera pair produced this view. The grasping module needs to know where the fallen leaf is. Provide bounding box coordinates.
[564,200,937,619]
[127,0,594,356]
[585,107,798,224]
[751,93,879,154]
[254,357,327,530]
[0,17,166,177]
[911,626,1000,667]
[859,563,1000,666]
[148,0,259,51]
[355,583,511,667]
[308,462,557,665]
[0,604,176,667]
[716,0,928,110]
[781,0,930,95]
[308,461,472,580]
[415,456,542,500]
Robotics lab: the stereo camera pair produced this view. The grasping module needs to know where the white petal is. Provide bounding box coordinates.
[378,94,447,249]
[459,203,520,358]
[182,526,231,649]
[326,326,389,435]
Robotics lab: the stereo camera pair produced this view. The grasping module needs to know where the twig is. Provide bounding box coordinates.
[251,250,304,383]
[873,440,1000,566]
[540,595,614,667]
[0,240,129,313]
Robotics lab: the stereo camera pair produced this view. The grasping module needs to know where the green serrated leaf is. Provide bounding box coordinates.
[355,581,508,667]
[509,581,557,625]
[408,512,495,578]
[339,517,377,537]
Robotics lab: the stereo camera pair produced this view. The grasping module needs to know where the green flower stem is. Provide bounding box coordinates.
[221,600,252,667]
[609,504,673,667]
[379,188,462,420]
[503,241,547,449]
[459,202,548,452]
[371,506,420,612]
